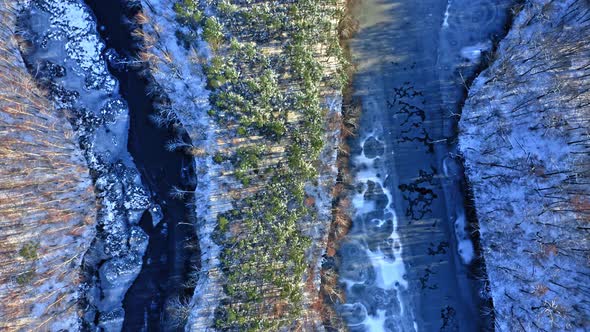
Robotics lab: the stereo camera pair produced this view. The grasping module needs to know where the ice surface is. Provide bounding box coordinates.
[21,0,152,327]
[338,0,515,329]
[339,131,410,328]
[361,309,386,332]
[457,239,474,264]
[453,212,474,264]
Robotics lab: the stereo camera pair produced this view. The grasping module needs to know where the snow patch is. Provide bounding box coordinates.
[442,0,453,28]
[340,130,411,328]
[460,41,492,63]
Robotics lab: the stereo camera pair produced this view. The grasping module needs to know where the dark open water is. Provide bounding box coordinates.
[83,0,197,329]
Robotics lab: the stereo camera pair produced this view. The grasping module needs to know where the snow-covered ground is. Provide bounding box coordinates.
[20,0,155,329]
[0,2,96,331]
[459,0,590,330]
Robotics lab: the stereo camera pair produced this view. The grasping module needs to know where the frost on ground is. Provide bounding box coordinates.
[459,0,590,330]
[0,2,96,330]
[20,0,153,330]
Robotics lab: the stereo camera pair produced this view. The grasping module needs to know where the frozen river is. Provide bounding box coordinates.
[337,0,513,330]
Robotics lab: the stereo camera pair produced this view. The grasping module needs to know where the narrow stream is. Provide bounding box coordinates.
[338,0,513,331]
[83,0,197,329]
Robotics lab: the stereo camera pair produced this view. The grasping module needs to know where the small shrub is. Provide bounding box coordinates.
[218,1,238,15]
[213,152,224,164]
[218,215,229,232]
[16,269,35,285]
[175,30,198,49]
[235,171,250,186]
[202,17,224,50]
[166,296,193,327]
[173,0,203,29]
[19,242,38,260]
[264,120,286,138]
[237,126,247,136]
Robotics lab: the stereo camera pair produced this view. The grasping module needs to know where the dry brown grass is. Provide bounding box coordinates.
[572,195,590,222]
[319,51,360,332]
[0,1,96,330]
[315,1,362,328]
[134,10,150,25]
[337,0,361,41]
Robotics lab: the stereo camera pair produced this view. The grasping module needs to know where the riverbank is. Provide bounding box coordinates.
[320,0,360,330]
[459,0,590,330]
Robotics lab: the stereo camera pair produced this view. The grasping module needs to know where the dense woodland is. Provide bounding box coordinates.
[170,0,348,329]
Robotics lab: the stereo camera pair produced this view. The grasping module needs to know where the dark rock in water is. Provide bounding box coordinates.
[338,302,367,326]
[98,307,125,331]
[49,83,79,106]
[123,181,150,212]
[102,215,129,256]
[81,114,103,133]
[38,60,66,78]
[363,136,385,159]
